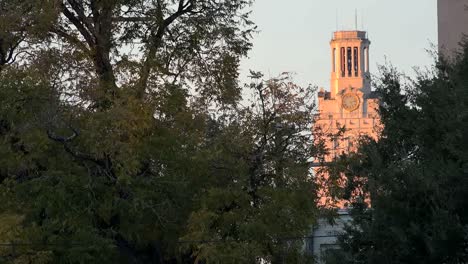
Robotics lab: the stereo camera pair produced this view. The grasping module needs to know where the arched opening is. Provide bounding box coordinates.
[353,47,358,77]
[341,47,345,77]
[347,47,352,77]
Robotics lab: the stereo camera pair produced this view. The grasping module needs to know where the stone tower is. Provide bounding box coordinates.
[315,30,379,198]
[329,31,371,98]
[310,30,380,261]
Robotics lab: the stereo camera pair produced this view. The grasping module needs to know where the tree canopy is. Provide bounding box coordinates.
[324,43,468,264]
[0,1,324,263]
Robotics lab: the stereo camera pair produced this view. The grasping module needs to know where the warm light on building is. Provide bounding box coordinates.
[309,30,380,262]
[314,30,380,208]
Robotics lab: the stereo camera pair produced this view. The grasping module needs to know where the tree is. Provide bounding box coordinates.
[0,2,325,262]
[324,42,468,264]
[0,0,252,262]
[0,0,56,69]
[182,72,320,263]
[45,0,253,107]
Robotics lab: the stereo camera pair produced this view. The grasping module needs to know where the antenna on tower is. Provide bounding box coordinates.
[361,9,364,30]
[336,9,338,31]
[355,9,358,30]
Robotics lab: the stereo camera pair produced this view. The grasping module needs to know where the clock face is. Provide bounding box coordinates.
[342,93,360,112]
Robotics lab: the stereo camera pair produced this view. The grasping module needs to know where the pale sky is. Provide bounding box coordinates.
[240,0,438,89]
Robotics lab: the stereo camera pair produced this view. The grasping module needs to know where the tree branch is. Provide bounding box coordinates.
[47,126,108,169]
[137,0,195,98]
[66,0,96,37]
[46,126,79,143]
[53,27,91,54]
[61,2,95,47]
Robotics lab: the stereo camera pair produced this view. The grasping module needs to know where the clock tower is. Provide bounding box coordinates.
[311,30,381,262]
[316,30,379,160]
[315,30,380,202]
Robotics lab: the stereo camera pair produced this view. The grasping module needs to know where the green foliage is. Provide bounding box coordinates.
[0,2,324,263]
[182,72,319,263]
[325,43,468,264]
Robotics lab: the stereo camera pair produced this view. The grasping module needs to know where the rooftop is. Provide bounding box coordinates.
[332,30,368,40]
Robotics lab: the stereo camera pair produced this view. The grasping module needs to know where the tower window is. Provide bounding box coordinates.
[341,47,345,77]
[347,47,352,77]
[354,47,358,77]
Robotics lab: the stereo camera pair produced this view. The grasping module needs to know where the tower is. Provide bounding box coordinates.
[330,31,371,98]
[311,30,380,262]
[315,30,379,197]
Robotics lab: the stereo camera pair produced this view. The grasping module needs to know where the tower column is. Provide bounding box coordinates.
[331,46,335,73]
[366,46,370,72]
[361,46,365,74]
[358,45,362,77]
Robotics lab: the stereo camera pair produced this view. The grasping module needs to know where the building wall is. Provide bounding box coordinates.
[308,210,352,264]
[438,0,468,56]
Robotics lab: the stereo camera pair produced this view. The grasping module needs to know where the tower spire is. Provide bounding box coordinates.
[336,9,338,31]
[355,9,358,30]
[361,9,364,30]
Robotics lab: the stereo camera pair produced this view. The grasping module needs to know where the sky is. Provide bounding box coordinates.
[239,0,438,89]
